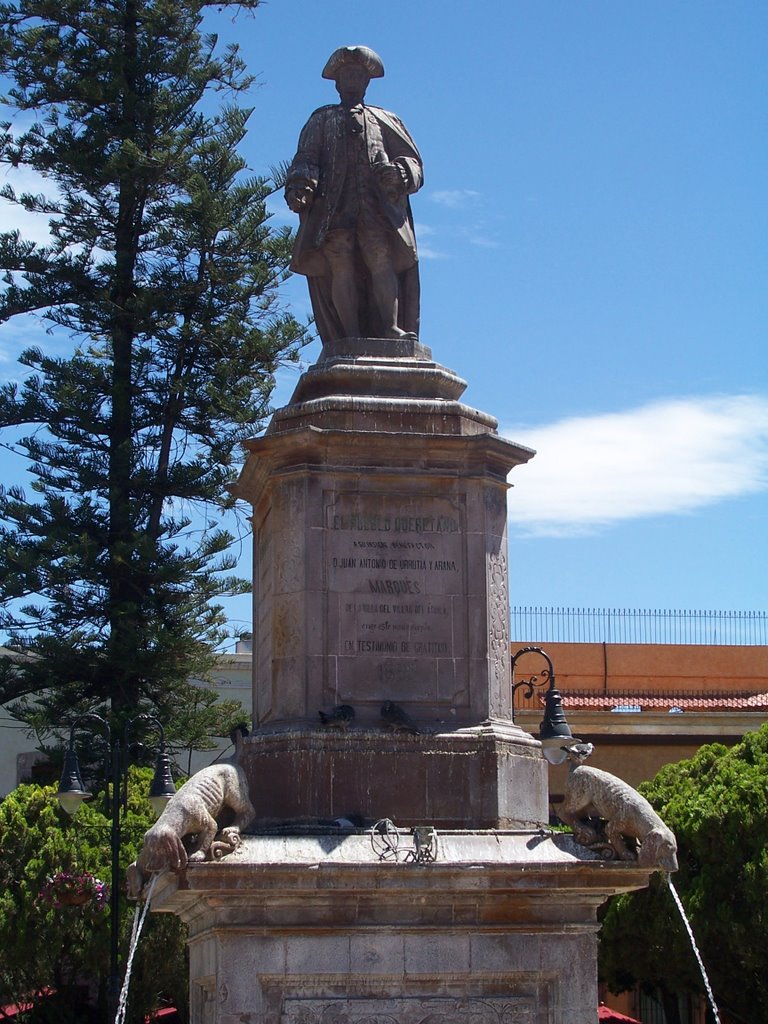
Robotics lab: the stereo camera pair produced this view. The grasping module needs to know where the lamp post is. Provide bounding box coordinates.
[510,646,577,765]
[57,712,176,1016]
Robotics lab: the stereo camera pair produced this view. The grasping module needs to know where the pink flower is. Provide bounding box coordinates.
[37,871,109,910]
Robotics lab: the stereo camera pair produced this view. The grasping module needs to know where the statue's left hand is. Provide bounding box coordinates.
[285,184,314,213]
[374,162,405,196]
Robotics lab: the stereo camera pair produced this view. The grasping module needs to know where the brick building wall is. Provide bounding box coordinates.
[511,641,768,797]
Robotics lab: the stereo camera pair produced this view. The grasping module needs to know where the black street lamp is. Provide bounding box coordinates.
[56,712,176,1016]
[510,646,578,765]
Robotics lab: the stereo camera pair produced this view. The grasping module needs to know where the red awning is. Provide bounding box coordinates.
[1,988,55,1018]
[2,992,178,1021]
[598,1005,642,1023]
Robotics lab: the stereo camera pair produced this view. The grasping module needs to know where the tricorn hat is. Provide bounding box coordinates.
[322,45,385,81]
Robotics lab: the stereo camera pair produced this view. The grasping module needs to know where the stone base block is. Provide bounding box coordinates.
[149,832,654,1024]
[239,723,548,828]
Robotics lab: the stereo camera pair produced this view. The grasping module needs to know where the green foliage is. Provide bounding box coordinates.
[0,0,306,742]
[164,682,246,775]
[0,767,187,1022]
[599,724,768,1023]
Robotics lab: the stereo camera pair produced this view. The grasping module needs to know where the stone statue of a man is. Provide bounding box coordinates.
[285,45,423,344]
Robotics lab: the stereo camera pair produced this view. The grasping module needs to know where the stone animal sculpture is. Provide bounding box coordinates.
[318,704,355,730]
[127,762,255,898]
[560,743,678,872]
[380,700,419,734]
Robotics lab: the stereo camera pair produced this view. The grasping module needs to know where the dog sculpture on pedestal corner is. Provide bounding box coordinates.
[560,743,678,872]
[127,762,255,898]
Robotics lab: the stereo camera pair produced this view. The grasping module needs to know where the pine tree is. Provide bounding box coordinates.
[0,1,305,744]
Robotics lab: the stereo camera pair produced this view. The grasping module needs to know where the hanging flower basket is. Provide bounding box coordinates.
[57,890,90,907]
[37,871,109,911]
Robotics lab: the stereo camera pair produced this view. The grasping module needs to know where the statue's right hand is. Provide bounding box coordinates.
[285,185,314,213]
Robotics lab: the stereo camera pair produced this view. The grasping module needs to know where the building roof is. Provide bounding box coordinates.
[598,1005,641,1023]
[561,690,768,712]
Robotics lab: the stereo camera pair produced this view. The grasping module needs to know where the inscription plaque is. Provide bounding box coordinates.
[325,492,466,703]
[281,996,536,1024]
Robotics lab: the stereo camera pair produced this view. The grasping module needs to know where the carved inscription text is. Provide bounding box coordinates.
[325,493,466,699]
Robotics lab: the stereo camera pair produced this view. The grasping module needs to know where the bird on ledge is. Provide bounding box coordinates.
[318,704,355,730]
[380,700,419,734]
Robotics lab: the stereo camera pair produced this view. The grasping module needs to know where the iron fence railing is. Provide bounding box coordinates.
[510,606,768,646]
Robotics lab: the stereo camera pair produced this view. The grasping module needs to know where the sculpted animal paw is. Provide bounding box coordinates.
[572,824,600,847]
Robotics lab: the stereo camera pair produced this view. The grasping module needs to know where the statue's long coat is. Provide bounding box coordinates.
[286,103,423,340]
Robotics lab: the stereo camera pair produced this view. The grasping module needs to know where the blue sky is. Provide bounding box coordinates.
[1,1,766,640]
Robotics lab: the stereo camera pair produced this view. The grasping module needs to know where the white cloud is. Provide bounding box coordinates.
[429,188,480,209]
[411,223,447,259]
[503,395,768,537]
[417,243,448,260]
[468,234,500,249]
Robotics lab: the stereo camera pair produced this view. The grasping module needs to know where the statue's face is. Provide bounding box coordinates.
[335,65,370,104]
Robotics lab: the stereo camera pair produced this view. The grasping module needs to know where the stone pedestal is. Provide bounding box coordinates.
[231,340,539,827]
[151,832,653,1024]
[152,338,655,1024]
[238,724,546,829]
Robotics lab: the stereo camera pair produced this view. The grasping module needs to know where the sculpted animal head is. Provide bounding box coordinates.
[563,742,594,764]
[638,827,678,873]
[140,825,188,872]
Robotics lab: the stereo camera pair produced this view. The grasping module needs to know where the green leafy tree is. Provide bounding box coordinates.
[0,768,188,1023]
[0,0,305,743]
[599,725,768,1024]
[164,681,247,776]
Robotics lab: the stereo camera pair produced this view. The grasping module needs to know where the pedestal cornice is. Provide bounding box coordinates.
[149,831,655,929]
[232,427,534,501]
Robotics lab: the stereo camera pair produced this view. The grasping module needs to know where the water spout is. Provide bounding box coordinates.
[114,873,159,1024]
[666,877,721,1024]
